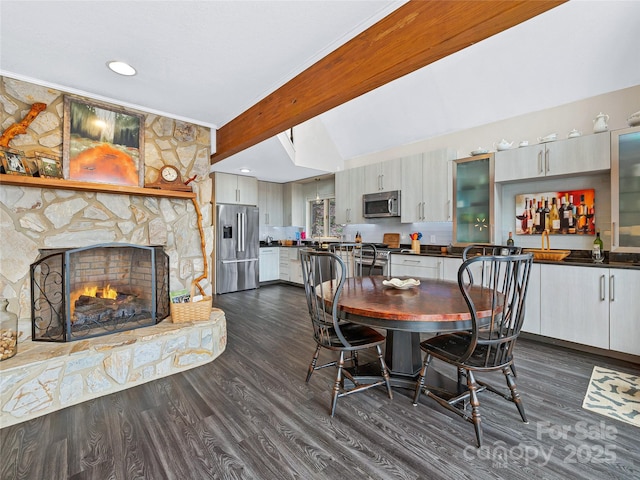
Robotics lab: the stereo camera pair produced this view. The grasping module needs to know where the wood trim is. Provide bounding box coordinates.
[212,0,566,163]
[0,174,196,199]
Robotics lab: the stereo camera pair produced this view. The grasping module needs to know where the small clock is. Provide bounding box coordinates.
[146,165,192,191]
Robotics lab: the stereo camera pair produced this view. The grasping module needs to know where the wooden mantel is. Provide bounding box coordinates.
[0,174,196,199]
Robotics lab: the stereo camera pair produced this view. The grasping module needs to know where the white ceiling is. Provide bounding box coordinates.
[2,1,639,183]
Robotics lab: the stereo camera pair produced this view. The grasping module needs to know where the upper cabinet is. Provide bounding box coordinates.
[401,149,453,223]
[453,154,494,245]
[258,181,283,226]
[283,182,305,227]
[215,173,258,206]
[335,169,364,224]
[494,132,610,183]
[611,126,640,252]
[363,159,401,193]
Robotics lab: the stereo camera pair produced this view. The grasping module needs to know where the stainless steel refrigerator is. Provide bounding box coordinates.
[216,204,259,294]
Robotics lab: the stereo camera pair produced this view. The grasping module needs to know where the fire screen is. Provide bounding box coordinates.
[30,244,169,342]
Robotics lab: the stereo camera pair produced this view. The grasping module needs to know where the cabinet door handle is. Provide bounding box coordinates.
[612,222,617,247]
[600,274,606,301]
[538,151,543,174]
[610,275,615,302]
[545,148,550,173]
[422,201,426,220]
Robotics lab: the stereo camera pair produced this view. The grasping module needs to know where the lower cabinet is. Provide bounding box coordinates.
[390,254,443,279]
[278,248,303,285]
[539,264,640,355]
[259,248,279,282]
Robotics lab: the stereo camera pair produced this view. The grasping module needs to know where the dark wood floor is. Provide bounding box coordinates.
[1,284,639,480]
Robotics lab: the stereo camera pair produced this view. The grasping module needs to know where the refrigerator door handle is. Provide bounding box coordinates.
[236,213,242,252]
[221,258,258,264]
[241,212,246,252]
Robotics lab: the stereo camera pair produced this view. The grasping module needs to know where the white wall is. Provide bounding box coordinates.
[345,85,640,167]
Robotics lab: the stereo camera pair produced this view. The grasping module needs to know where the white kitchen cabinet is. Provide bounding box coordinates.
[539,264,610,350]
[607,268,640,356]
[611,126,640,252]
[258,181,283,226]
[389,254,443,280]
[364,159,401,193]
[215,172,258,205]
[495,132,610,183]
[277,247,303,284]
[259,248,279,282]
[279,248,289,281]
[283,182,304,227]
[335,168,364,224]
[401,149,452,223]
[288,247,303,285]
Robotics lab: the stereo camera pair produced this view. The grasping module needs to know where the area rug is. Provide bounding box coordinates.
[582,366,640,427]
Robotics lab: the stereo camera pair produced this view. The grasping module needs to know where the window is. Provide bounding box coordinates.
[309,198,340,238]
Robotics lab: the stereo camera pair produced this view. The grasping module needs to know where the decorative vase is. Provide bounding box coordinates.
[0,298,18,361]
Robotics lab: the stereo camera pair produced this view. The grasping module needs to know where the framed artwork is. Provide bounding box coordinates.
[35,152,63,178]
[515,189,596,235]
[0,147,30,176]
[63,95,145,186]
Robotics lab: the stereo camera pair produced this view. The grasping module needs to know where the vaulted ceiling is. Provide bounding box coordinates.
[2,1,639,183]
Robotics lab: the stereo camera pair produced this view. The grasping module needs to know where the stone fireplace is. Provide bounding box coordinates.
[31,244,170,342]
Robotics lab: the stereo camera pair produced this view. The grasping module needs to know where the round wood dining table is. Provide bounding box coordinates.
[320,275,497,388]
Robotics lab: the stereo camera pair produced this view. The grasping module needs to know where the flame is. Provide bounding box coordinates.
[82,284,118,299]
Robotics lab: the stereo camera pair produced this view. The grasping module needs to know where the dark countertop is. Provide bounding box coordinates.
[393,245,640,270]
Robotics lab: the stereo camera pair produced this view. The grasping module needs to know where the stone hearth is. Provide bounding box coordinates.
[0,309,226,428]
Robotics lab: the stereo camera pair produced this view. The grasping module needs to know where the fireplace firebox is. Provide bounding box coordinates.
[30,244,169,342]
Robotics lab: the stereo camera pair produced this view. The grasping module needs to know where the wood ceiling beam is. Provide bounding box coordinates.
[211,0,566,164]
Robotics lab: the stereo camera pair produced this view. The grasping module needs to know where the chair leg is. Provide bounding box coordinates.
[466,370,483,448]
[330,351,345,417]
[376,345,393,399]
[412,353,432,406]
[510,363,517,378]
[306,344,322,383]
[503,366,528,424]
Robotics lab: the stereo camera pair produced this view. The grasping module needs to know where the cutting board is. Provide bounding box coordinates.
[383,233,401,249]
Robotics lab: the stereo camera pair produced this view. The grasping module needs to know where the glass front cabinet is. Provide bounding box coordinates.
[453,153,495,245]
[611,126,640,252]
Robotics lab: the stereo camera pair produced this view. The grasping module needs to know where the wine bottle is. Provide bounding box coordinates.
[507,231,515,246]
[592,230,604,262]
[534,200,543,233]
[543,198,550,232]
[559,195,568,234]
[528,199,535,234]
[549,197,560,234]
[520,197,529,234]
[567,194,576,233]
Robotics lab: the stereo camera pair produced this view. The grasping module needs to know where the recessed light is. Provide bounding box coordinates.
[107,61,137,76]
[239,168,251,173]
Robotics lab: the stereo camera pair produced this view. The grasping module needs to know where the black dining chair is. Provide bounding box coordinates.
[300,249,393,416]
[412,252,533,447]
[462,244,524,378]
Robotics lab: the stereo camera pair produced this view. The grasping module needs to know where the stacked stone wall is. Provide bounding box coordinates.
[0,77,214,341]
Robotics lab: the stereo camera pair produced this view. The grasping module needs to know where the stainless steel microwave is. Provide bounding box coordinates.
[362,191,401,218]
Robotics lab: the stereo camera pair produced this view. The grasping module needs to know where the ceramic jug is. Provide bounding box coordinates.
[593,112,609,133]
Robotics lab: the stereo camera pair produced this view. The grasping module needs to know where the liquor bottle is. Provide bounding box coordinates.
[592,230,604,262]
[543,198,550,232]
[507,231,515,246]
[577,194,588,233]
[559,195,568,234]
[534,200,543,233]
[549,197,561,234]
